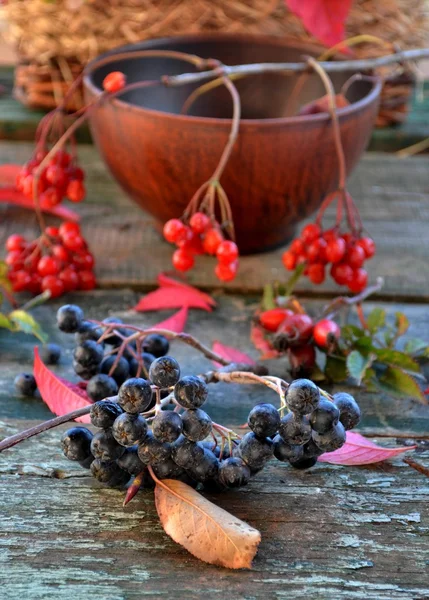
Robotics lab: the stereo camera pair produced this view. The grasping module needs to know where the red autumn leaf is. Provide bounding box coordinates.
[152,307,188,333]
[212,341,256,368]
[157,273,216,307]
[0,164,21,186]
[0,187,80,221]
[33,347,91,423]
[286,0,353,47]
[250,323,279,360]
[319,431,416,465]
[133,287,212,312]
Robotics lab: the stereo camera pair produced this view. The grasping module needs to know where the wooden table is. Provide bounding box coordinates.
[0,142,428,599]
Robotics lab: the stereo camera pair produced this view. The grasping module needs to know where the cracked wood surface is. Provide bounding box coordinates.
[1,142,429,299]
[0,292,428,599]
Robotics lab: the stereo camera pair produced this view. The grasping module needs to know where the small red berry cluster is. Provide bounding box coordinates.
[163,213,239,282]
[103,72,127,93]
[282,224,375,293]
[15,149,86,208]
[5,222,96,298]
[258,307,340,375]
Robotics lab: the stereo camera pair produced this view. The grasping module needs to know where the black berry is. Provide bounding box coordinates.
[278,413,312,445]
[116,446,147,476]
[286,378,320,415]
[149,356,181,388]
[152,458,186,480]
[218,457,251,488]
[75,321,103,345]
[61,427,93,461]
[102,316,126,346]
[186,448,219,483]
[333,392,361,430]
[137,431,171,465]
[309,398,340,434]
[152,411,183,443]
[90,459,129,486]
[90,399,123,428]
[112,412,148,447]
[14,372,37,396]
[129,352,155,377]
[312,422,346,452]
[90,429,125,461]
[100,355,130,386]
[143,333,169,358]
[57,304,84,333]
[289,455,318,469]
[174,375,208,409]
[73,340,104,368]
[273,434,304,463]
[87,373,118,402]
[118,377,153,413]
[248,403,280,438]
[235,432,273,470]
[39,343,61,365]
[302,438,324,458]
[73,360,99,380]
[171,436,204,468]
[181,408,212,442]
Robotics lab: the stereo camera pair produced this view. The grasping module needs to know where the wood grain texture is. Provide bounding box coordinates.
[1,143,428,298]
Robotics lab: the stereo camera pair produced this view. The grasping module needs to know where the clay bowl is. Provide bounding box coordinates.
[83,34,381,254]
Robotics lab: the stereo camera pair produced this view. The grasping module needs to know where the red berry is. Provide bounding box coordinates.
[289,344,316,374]
[325,237,346,264]
[348,268,368,293]
[77,270,96,291]
[59,221,80,238]
[203,228,223,255]
[323,229,338,243]
[45,164,67,188]
[11,270,32,292]
[190,212,210,234]
[67,166,84,181]
[34,148,48,163]
[59,266,79,291]
[163,219,185,244]
[21,174,34,198]
[346,245,365,269]
[307,263,325,284]
[45,226,59,238]
[307,238,327,263]
[40,187,62,207]
[53,150,71,168]
[172,248,194,272]
[41,275,65,298]
[357,237,376,259]
[313,319,341,348]
[301,223,321,244]
[279,313,313,346]
[178,231,205,255]
[103,71,126,93]
[216,240,239,264]
[342,232,353,245]
[37,256,60,277]
[52,244,70,263]
[282,250,297,271]
[259,308,293,332]
[5,251,24,270]
[215,260,238,282]
[290,239,305,255]
[73,252,95,271]
[62,233,86,251]
[6,234,27,252]
[330,263,353,286]
[27,274,42,295]
[66,179,86,203]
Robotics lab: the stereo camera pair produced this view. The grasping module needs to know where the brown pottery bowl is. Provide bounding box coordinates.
[84,34,381,254]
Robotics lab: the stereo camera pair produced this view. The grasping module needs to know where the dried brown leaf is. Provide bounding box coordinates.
[153,476,261,569]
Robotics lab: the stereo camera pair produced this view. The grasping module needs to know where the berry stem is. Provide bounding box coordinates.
[321,276,384,321]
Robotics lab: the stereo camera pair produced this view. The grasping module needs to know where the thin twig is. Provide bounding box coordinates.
[322,277,384,320]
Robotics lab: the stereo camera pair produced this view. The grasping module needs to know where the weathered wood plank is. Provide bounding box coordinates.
[1,143,428,299]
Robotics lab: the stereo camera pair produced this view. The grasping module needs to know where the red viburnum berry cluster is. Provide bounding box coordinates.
[5,222,96,298]
[15,148,86,209]
[163,213,239,282]
[282,224,375,293]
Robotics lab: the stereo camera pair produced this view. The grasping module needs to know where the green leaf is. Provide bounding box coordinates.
[284,263,305,297]
[404,338,429,356]
[353,336,375,356]
[363,369,378,392]
[309,364,326,382]
[262,284,276,311]
[367,307,386,333]
[324,356,347,383]
[376,366,426,403]
[0,312,14,331]
[9,309,48,343]
[394,312,409,337]
[374,349,420,373]
[341,324,365,341]
[346,350,368,384]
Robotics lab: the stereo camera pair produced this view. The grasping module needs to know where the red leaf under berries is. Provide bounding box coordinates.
[157,273,216,307]
[133,287,212,312]
[152,307,188,333]
[33,347,91,423]
[250,323,279,360]
[211,341,256,368]
[285,0,353,47]
[0,187,80,221]
[0,164,21,185]
[319,431,416,465]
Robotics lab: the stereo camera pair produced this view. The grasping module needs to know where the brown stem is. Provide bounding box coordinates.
[0,405,91,452]
[322,276,384,320]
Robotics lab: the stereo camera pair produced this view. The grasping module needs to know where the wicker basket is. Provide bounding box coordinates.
[2,0,428,125]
